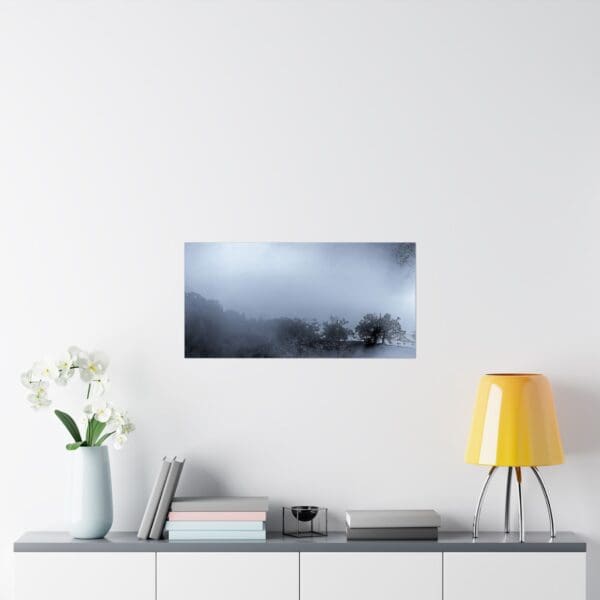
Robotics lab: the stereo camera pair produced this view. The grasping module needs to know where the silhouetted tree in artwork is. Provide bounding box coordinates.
[355,313,405,346]
[321,316,353,350]
[276,318,321,355]
[392,243,416,272]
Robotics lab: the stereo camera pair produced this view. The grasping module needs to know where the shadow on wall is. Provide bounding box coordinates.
[553,381,600,456]
[175,462,233,498]
[553,380,600,600]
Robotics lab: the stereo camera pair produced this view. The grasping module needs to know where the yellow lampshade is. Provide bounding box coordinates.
[465,373,564,467]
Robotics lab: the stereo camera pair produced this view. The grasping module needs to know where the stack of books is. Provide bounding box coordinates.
[166,497,269,541]
[345,509,441,540]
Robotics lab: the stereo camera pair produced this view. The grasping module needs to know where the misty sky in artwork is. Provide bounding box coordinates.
[185,243,415,332]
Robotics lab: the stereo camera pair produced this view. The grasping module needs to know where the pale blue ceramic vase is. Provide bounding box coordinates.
[69,446,113,539]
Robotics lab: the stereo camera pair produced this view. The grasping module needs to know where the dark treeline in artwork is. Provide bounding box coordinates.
[185,242,416,358]
[185,293,415,358]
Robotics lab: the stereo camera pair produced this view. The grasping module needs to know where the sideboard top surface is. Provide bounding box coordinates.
[14,531,586,553]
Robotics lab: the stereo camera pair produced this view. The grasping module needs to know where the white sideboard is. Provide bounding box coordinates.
[14,531,587,600]
[157,552,298,600]
[300,552,441,600]
[15,552,155,600]
[444,552,586,600]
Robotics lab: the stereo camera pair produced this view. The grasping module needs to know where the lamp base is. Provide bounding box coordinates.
[472,466,556,543]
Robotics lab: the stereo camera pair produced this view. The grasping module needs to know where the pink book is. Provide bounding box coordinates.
[168,511,267,521]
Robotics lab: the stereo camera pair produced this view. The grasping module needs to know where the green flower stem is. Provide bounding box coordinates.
[86,418,93,446]
[96,431,114,446]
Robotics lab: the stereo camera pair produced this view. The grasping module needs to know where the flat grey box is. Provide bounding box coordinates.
[347,527,438,541]
[346,510,441,529]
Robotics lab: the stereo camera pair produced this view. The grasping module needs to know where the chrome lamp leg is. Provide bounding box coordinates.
[531,466,556,538]
[472,466,497,539]
[504,466,513,534]
[472,465,556,542]
[516,467,525,543]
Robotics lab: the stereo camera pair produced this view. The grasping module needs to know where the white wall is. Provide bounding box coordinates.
[1,1,599,598]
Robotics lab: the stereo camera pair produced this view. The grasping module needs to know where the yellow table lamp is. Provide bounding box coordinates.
[466,373,564,542]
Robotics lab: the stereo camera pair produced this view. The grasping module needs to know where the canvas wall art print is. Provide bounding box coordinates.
[184,242,416,358]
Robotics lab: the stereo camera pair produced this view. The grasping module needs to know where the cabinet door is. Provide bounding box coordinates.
[15,552,155,600]
[444,552,586,600]
[157,552,298,600]
[300,552,442,600]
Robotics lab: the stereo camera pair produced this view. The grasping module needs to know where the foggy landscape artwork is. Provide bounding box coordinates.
[185,243,416,358]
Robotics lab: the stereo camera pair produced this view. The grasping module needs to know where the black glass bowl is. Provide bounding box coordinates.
[291,506,320,522]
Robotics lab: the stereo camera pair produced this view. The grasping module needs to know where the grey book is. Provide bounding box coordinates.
[170,496,269,512]
[149,458,185,540]
[345,510,441,529]
[346,527,439,541]
[137,457,171,540]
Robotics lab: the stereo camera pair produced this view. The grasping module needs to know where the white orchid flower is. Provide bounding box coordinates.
[27,382,50,409]
[122,412,135,434]
[108,409,124,429]
[28,394,52,410]
[55,376,71,386]
[83,404,94,418]
[94,404,112,423]
[20,370,36,389]
[120,418,135,435]
[78,351,109,383]
[67,346,85,365]
[55,370,75,386]
[89,375,110,398]
[113,433,127,449]
[110,409,135,435]
[29,381,49,397]
[54,352,75,385]
[56,351,74,371]
[32,359,59,381]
